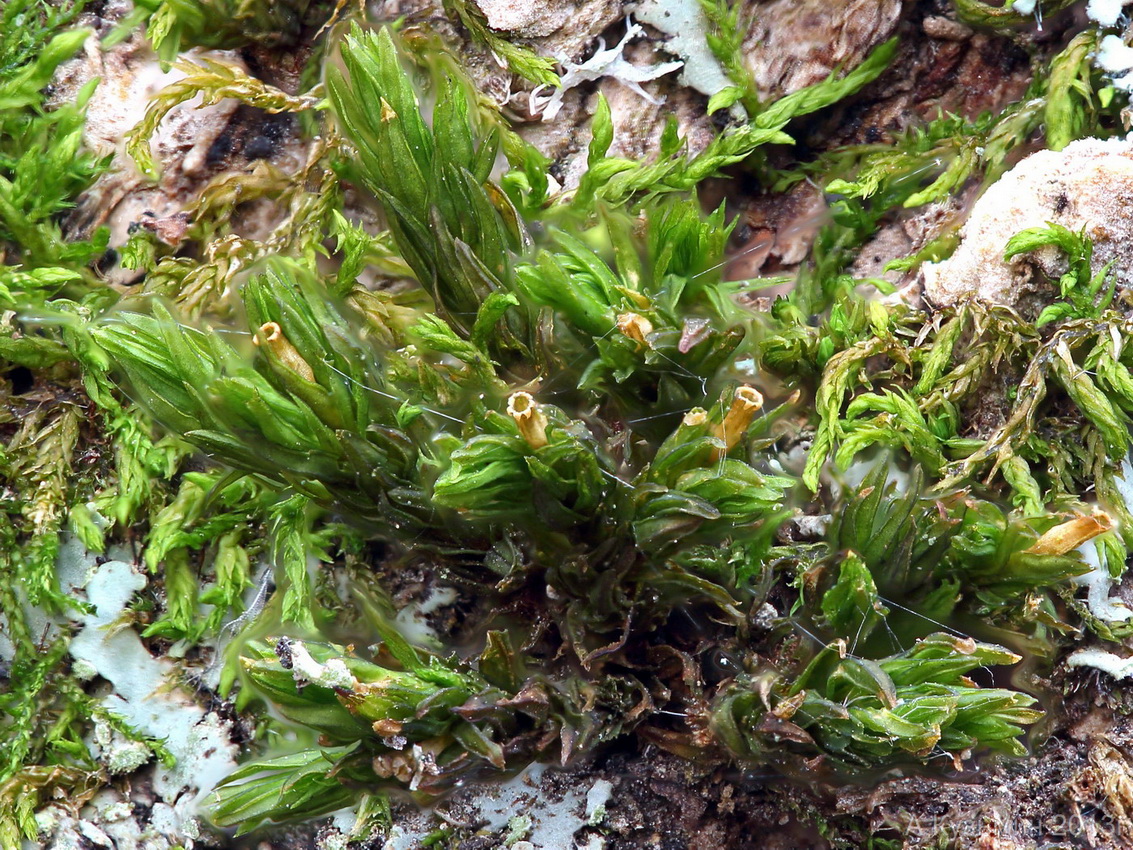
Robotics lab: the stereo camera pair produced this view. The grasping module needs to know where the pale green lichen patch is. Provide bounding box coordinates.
[636,0,735,104]
[63,540,238,802]
[286,640,357,690]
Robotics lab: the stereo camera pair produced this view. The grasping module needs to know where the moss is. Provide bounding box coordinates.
[6,1,1133,846]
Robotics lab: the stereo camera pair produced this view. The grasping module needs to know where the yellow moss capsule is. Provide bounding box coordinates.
[714,385,764,450]
[507,391,548,449]
[1025,509,1112,556]
[616,312,653,349]
[682,408,708,428]
[254,321,316,383]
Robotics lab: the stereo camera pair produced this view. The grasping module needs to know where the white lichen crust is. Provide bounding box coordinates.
[1072,540,1133,623]
[1088,0,1131,27]
[1067,648,1133,678]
